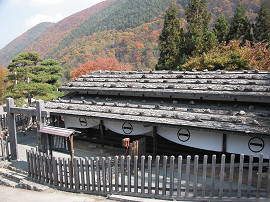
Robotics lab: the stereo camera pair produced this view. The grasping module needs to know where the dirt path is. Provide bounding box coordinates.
[0,185,113,202]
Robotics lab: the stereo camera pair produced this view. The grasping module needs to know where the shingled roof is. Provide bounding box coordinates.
[59,70,270,103]
[45,70,270,137]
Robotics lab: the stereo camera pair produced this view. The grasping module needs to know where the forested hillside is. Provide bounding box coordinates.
[0,22,54,67]
[24,0,116,59]
[0,0,264,78]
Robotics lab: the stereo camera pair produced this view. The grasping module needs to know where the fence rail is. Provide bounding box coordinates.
[27,150,270,201]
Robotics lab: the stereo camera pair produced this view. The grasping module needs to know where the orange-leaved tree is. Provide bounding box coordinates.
[0,66,9,104]
[70,58,133,80]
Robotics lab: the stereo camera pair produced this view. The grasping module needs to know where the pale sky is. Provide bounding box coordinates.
[0,0,105,49]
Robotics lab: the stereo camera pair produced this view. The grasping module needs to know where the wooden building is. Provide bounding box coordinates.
[44,70,270,157]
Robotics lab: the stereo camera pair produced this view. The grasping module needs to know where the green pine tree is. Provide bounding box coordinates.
[156,3,184,70]
[185,0,217,56]
[4,52,63,105]
[214,13,230,43]
[227,3,252,43]
[7,52,42,83]
[253,0,270,43]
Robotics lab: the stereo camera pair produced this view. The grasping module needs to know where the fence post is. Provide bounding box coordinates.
[185,156,191,198]
[80,158,85,191]
[26,150,30,177]
[256,153,263,198]
[127,156,131,193]
[52,157,58,187]
[193,155,199,197]
[36,100,45,152]
[169,156,175,197]
[134,156,138,194]
[120,156,125,192]
[247,154,253,198]
[85,157,90,191]
[237,154,244,198]
[96,157,101,192]
[108,157,112,192]
[201,155,208,197]
[90,157,95,191]
[101,157,106,192]
[219,154,226,198]
[267,154,270,198]
[6,98,18,160]
[141,156,145,194]
[155,156,160,196]
[59,158,63,188]
[74,158,80,191]
[1,137,5,160]
[148,156,152,194]
[177,156,182,197]
[228,154,235,198]
[115,156,119,192]
[162,156,168,196]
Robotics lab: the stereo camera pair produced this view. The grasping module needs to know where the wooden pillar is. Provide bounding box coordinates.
[153,126,157,157]
[222,133,227,153]
[6,98,18,160]
[36,100,45,152]
[100,120,105,148]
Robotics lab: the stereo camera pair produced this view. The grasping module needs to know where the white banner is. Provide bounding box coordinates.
[157,126,223,152]
[64,116,100,129]
[226,134,270,158]
[104,120,153,135]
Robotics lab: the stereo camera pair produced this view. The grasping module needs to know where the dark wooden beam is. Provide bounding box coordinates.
[153,126,157,157]
[7,107,50,117]
[6,98,18,160]
[100,120,105,148]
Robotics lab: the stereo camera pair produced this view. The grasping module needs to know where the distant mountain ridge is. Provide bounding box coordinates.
[0,22,54,66]
[0,0,263,74]
[0,0,115,67]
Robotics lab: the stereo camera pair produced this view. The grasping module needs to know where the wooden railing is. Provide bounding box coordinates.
[27,149,270,201]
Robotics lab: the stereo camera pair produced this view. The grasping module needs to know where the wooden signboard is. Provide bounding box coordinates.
[39,126,76,159]
[49,135,72,154]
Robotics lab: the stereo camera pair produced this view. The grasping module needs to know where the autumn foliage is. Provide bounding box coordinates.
[182,40,270,71]
[0,66,9,104]
[70,58,133,79]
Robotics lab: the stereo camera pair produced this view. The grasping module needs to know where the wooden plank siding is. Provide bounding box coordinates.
[27,149,270,201]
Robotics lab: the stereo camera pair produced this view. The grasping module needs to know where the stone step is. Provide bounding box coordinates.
[0,176,18,187]
[0,167,49,192]
[0,169,26,183]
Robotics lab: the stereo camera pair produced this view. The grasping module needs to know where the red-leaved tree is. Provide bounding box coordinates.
[70,58,133,80]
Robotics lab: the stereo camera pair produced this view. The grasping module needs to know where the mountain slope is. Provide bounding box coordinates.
[24,0,116,59]
[0,0,263,73]
[53,0,171,56]
[0,22,54,66]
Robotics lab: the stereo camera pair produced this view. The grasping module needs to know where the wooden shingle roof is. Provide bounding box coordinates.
[45,95,270,136]
[44,70,270,136]
[59,70,270,103]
